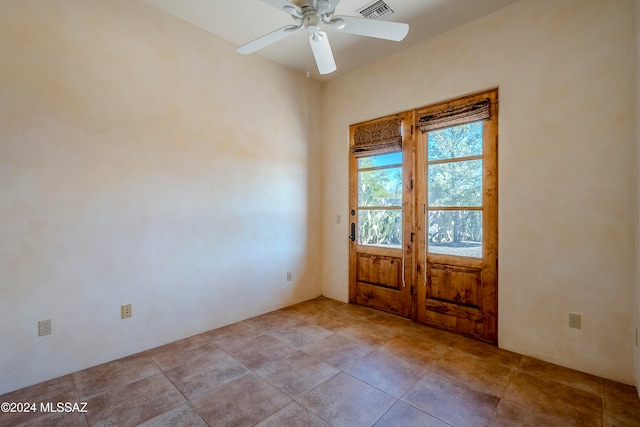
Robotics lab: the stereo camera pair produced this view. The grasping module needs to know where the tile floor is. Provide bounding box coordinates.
[2,297,640,427]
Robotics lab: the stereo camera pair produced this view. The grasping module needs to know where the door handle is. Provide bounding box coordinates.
[349,223,356,242]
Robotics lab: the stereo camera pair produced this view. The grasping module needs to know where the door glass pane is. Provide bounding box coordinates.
[428,210,482,258]
[359,210,402,247]
[359,167,402,207]
[428,160,482,207]
[428,122,483,161]
[357,152,402,168]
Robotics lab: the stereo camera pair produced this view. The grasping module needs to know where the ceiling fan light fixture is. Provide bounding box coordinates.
[308,30,336,74]
[304,14,322,34]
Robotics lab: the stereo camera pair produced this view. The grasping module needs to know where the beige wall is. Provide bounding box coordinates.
[322,0,637,384]
[1,0,637,395]
[635,0,640,392]
[0,0,323,394]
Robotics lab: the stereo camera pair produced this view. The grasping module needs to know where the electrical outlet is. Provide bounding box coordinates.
[336,214,342,224]
[38,319,52,336]
[568,313,581,329]
[121,304,132,319]
[286,272,292,282]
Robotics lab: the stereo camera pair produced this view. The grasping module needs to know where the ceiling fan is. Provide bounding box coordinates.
[236,0,409,75]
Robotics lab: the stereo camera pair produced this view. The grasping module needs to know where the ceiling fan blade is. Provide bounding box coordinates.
[262,0,302,17]
[330,15,409,41]
[309,31,336,75]
[328,0,342,11]
[236,25,301,54]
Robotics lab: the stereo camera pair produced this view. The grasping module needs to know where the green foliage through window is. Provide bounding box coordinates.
[427,122,483,257]
[357,153,402,247]
[359,210,402,246]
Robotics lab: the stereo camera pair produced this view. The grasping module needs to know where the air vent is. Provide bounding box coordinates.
[357,0,395,20]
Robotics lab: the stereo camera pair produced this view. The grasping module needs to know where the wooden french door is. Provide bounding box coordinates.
[348,111,414,318]
[415,89,498,343]
[349,89,498,343]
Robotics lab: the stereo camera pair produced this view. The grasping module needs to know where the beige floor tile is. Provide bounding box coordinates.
[330,304,381,322]
[602,380,640,427]
[244,310,300,332]
[401,323,462,348]
[301,311,351,332]
[379,334,453,367]
[0,375,79,427]
[225,333,297,369]
[72,354,160,399]
[503,371,603,426]
[518,356,602,395]
[402,372,500,427]
[454,338,521,369]
[374,401,450,427]
[191,373,290,427]
[280,297,345,317]
[345,350,427,398]
[146,336,218,371]
[201,320,262,350]
[14,411,88,427]
[137,403,208,427]
[6,299,640,427]
[490,399,577,427]
[255,351,340,400]
[434,348,516,398]
[164,349,249,399]
[268,321,333,348]
[84,373,184,427]
[337,322,399,346]
[256,402,330,427]
[301,372,396,427]
[367,312,414,332]
[302,333,377,369]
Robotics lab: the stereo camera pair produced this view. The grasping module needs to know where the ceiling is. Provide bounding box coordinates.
[143,0,521,82]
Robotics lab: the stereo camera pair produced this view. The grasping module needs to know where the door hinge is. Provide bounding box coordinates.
[410,179,414,190]
[410,232,414,243]
[410,285,415,296]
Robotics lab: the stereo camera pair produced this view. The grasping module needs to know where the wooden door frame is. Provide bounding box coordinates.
[414,88,499,343]
[347,89,498,344]
[348,111,415,318]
